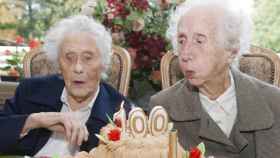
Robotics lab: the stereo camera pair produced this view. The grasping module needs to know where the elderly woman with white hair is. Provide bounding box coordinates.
[149,0,280,157]
[0,15,131,157]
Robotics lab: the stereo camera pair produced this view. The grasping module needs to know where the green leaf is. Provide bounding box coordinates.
[126,12,142,21]
[197,142,206,155]
[0,66,11,71]
[112,18,124,26]
[95,133,109,144]
[184,150,189,158]
[106,113,115,126]
[6,59,18,65]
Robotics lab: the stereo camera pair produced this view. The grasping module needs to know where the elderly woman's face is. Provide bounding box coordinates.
[177,7,232,87]
[58,32,103,101]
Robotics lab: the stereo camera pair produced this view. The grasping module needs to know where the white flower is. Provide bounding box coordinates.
[132,18,145,32]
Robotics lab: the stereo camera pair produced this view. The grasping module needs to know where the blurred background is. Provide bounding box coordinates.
[1,0,279,51]
[0,0,279,105]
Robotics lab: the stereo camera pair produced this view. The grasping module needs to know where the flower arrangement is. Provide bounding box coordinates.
[0,35,40,79]
[90,0,185,92]
[0,49,24,77]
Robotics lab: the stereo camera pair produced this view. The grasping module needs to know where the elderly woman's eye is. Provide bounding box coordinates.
[194,34,206,44]
[85,56,92,61]
[178,38,186,45]
[83,54,94,61]
[196,39,203,44]
[65,53,75,62]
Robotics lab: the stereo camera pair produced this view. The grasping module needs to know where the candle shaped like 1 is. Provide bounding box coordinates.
[113,101,126,132]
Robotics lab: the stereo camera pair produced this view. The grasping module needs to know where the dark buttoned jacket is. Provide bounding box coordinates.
[0,75,131,156]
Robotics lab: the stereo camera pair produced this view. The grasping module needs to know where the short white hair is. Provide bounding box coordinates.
[43,15,112,78]
[166,0,253,67]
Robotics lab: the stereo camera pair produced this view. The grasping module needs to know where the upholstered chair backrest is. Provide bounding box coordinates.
[161,45,280,89]
[23,46,131,96]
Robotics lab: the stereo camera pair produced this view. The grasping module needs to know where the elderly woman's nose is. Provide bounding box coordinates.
[181,46,194,57]
[73,59,84,73]
[180,40,193,52]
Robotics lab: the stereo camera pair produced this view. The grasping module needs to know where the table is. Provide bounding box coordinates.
[0,156,32,158]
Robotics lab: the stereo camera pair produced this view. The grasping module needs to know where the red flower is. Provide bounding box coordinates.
[107,0,117,7]
[142,35,166,59]
[15,36,24,45]
[150,70,161,81]
[107,128,121,141]
[131,0,149,11]
[126,32,143,48]
[114,3,129,18]
[28,39,40,49]
[107,1,130,19]
[190,147,201,158]
[114,118,122,128]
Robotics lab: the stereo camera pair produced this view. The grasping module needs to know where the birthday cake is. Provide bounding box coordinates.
[90,105,185,158]
[65,103,205,158]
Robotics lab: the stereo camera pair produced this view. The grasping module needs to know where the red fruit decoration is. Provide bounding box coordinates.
[108,128,121,141]
[189,147,201,158]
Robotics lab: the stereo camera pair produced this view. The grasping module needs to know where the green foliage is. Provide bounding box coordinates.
[0,51,25,78]
[253,0,280,52]
[0,23,17,30]
[16,0,83,39]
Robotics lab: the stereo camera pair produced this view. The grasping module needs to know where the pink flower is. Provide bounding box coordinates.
[4,50,13,56]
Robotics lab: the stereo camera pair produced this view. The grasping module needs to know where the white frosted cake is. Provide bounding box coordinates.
[65,104,205,158]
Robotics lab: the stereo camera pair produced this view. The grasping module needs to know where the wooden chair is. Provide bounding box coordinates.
[22,45,132,96]
[0,81,18,108]
[161,45,280,89]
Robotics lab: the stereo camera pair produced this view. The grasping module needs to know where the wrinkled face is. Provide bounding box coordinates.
[177,7,233,87]
[59,32,103,101]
